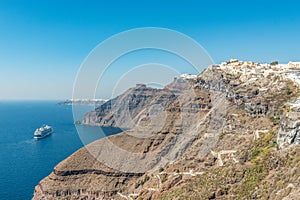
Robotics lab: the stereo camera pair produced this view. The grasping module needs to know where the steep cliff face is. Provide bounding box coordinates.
[277,108,300,148]
[33,62,300,200]
[82,84,177,129]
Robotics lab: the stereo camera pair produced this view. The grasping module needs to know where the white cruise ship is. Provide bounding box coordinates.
[34,125,53,140]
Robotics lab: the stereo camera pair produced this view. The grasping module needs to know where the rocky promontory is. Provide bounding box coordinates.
[33,60,300,200]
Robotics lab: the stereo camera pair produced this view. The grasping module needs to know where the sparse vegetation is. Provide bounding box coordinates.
[269,115,280,125]
[161,174,168,183]
[270,61,279,66]
[159,129,293,199]
[135,175,150,188]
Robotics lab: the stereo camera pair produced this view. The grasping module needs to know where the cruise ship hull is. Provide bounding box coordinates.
[34,131,52,140]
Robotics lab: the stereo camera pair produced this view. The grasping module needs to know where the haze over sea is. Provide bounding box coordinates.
[0,101,121,200]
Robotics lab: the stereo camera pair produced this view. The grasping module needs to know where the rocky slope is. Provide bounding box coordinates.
[33,60,300,200]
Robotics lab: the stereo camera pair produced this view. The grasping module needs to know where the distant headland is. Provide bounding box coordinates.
[58,99,107,106]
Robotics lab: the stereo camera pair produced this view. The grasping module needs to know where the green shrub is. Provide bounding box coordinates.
[270,61,278,66]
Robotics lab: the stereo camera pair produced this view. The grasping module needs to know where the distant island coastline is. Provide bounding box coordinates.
[58,99,107,106]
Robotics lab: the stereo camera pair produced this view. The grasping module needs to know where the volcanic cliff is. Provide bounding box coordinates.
[33,60,300,200]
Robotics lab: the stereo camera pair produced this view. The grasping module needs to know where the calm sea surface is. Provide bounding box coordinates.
[0,101,121,200]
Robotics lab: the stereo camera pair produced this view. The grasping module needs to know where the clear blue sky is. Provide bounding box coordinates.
[0,0,299,100]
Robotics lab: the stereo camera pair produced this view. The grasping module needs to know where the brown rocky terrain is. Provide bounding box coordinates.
[33,61,300,200]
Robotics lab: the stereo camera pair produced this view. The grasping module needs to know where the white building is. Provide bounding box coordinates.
[288,62,300,68]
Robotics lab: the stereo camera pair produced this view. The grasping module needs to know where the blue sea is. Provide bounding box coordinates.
[0,101,121,200]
